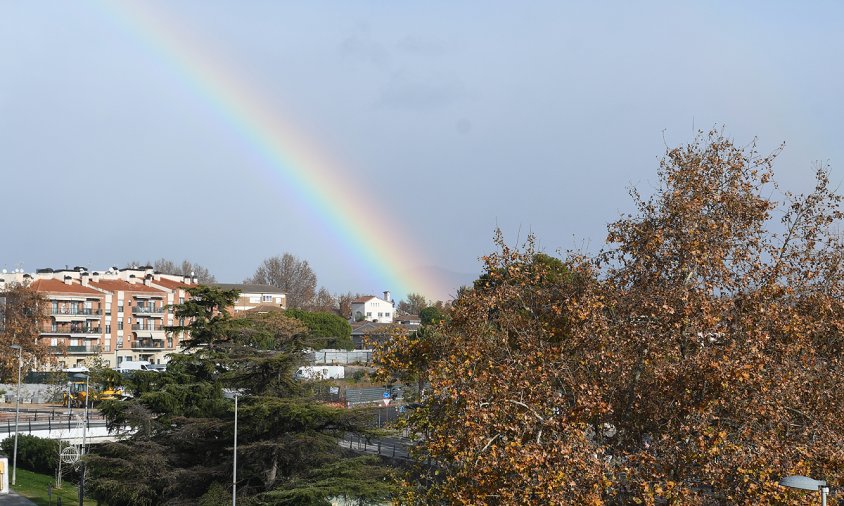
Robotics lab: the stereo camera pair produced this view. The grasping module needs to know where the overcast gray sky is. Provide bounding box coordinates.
[1,1,842,301]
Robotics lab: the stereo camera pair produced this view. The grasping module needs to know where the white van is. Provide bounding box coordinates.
[116,360,158,373]
[295,366,345,380]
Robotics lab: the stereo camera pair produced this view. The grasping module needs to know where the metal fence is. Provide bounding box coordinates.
[309,349,372,365]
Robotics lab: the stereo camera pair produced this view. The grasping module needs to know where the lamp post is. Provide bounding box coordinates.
[224,390,240,506]
[10,343,22,486]
[233,393,238,506]
[73,372,89,506]
[780,475,830,506]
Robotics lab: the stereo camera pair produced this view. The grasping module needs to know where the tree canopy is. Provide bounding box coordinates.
[88,286,393,505]
[246,253,318,309]
[376,130,844,505]
[0,283,49,379]
[126,258,217,283]
[285,308,353,350]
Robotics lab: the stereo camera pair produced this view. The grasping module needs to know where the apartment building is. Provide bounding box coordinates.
[0,266,198,370]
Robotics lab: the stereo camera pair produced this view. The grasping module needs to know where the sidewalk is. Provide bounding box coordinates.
[0,492,37,505]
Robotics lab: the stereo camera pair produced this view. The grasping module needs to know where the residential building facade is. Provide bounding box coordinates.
[0,266,199,370]
[350,291,395,323]
[213,283,287,314]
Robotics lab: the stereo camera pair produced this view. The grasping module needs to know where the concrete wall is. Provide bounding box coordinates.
[0,383,62,404]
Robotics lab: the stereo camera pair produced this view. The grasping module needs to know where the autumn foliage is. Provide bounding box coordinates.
[377,131,844,504]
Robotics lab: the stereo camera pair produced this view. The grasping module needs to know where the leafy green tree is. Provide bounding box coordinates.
[418,306,445,326]
[87,286,393,505]
[285,308,353,350]
[167,285,242,350]
[1,435,59,474]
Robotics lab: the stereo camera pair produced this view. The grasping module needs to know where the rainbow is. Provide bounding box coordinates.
[95,1,452,300]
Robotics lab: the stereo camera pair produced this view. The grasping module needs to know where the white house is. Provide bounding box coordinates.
[351,291,394,323]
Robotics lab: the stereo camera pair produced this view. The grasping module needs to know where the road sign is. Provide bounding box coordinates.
[382,391,391,398]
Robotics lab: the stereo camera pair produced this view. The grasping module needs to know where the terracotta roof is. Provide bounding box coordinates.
[214,283,285,294]
[351,296,377,304]
[29,279,103,296]
[89,279,165,294]
[243,303,285,313]
[151,277,191,290]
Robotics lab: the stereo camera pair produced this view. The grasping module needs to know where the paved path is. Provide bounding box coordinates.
[0,492,37,505]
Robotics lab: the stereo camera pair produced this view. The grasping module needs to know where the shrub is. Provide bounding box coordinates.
[1,434,59,474]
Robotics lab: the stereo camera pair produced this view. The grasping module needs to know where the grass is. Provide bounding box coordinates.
[10,468,96,506]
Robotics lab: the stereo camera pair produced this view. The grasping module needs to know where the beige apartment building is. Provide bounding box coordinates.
[1,266,197,370]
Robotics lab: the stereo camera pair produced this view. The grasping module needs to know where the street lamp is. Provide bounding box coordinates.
[223,390,240,506]
[780,475,830,506]
[10,344,21,486]
[73,372,90,506]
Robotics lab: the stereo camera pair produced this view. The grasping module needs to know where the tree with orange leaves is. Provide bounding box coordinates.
[377,130,844,505]
[0,283,50,380]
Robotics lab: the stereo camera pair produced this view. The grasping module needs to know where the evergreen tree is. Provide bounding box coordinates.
[87,286,393,505]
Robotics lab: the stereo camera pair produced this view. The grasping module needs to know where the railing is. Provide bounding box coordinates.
[132,305,163,314]
[42,326,102,335]
[131,340,164,349]
[131,324,162,331]
[49,345,102,354]
[51,308,101,316]
[0,408,108,436]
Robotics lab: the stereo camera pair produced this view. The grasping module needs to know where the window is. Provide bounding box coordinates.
[366,312,372,317]
[262,294,273,302]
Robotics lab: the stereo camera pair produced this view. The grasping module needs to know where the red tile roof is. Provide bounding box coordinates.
[89,279,165,294]
[151,277,191,290]
[30,279,103,296]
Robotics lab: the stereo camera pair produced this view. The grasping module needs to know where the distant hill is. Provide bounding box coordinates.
[401,265,478,302]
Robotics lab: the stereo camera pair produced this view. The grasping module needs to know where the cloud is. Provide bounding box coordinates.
[395,34,454,56]
[376,71,466,110]
[339,28,390,68]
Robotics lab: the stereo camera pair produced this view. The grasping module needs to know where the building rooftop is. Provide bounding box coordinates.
[213,283,285,294]
[89,279,165,294]
[30,278,102,295]
[151,277,192,290]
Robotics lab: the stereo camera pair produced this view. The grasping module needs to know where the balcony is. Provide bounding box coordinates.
[131,339,166,350]
[51,307,101,319]
[131,324,164,332]
[42,326,102,335]
[50,345,102,354]
[132,305,163,315]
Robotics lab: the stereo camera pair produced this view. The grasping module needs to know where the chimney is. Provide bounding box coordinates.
[64,275,73,285]
[92,271,100,283]
[144,274,152,286]
[128,275,136,285]
[81,272,89,286]
[383,290,391,303]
